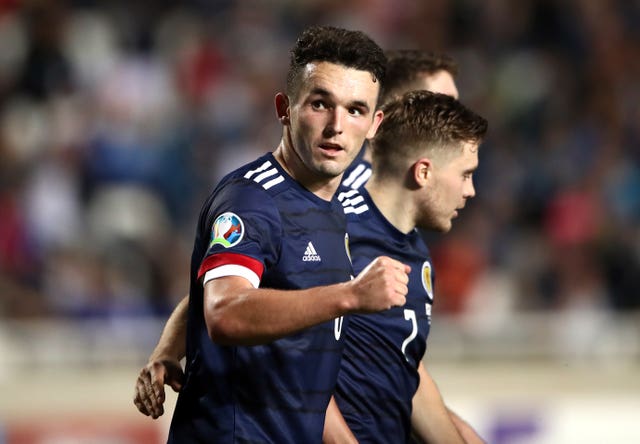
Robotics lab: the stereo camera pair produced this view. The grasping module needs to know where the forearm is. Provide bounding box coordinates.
[205,277,354,346]
[135,296,188,418]
[205,255,409,346]
[150,295,189,361]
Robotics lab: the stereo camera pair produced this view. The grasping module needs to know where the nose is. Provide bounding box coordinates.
[464,179,476,199]
[323,107,345,137]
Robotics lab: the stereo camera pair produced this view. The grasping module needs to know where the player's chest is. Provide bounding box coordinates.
[273,212,352,287]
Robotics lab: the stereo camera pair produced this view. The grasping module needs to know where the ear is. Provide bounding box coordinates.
[365,109,384,139]
[275,93,290,125]
[412,158,432,188]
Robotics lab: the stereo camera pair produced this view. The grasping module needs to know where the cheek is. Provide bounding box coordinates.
[297,108,324,127]
[443,181,463,206]
[350,117,374,134]
[296,113,314,131]
[294,117,322,144]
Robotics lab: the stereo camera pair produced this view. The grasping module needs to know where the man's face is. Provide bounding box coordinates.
[286,61,382,178]
[417,141,478,232]
[419,70,459,99]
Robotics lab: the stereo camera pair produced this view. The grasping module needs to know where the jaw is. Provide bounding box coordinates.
[312,158,349,179]
[417,211,454,233]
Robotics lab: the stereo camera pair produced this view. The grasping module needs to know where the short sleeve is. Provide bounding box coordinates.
[197,180,282,288]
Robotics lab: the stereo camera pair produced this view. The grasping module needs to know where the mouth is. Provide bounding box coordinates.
[318,142,344,157]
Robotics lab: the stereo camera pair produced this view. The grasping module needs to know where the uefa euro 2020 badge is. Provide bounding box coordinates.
[210,212,245,248]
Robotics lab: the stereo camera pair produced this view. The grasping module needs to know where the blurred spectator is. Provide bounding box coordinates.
[0,0,638,322]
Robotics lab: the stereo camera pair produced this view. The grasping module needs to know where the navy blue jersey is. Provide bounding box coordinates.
[168,153,353,444]
[336,187,435,443]
[341,145,372,190]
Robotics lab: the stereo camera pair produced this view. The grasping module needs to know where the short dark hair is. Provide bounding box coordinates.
[381,50,458,104]
[286,26,387,101]
[371,90,487,178]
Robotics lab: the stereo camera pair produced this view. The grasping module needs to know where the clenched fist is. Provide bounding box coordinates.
[347,256,410,313]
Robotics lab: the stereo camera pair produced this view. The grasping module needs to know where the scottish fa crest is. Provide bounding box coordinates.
[421,261,433,300]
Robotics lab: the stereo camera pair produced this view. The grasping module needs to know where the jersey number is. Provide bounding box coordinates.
[401,309,418,361]
[334,316,344,340]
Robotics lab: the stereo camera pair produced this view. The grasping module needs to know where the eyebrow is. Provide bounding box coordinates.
[309,87,371,112]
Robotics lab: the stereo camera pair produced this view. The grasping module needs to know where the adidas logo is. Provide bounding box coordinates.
[302,242,321,262]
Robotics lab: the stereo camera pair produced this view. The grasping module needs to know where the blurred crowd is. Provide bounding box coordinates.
[0,0,639,322]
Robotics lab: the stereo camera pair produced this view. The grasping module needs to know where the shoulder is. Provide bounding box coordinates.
[212,156,291,208]
[201,157,288,230]
[238,157,288,194]
[219,156,287,194]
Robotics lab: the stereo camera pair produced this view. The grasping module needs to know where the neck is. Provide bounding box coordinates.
[362,142,372,163]
[365,176,416,234]
[273,138,341,202]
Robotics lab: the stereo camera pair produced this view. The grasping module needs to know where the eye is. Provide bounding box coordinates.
[311,100,327,110]
[348,107,363,116]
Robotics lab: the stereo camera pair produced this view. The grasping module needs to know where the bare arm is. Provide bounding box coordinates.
[447,408,486,444]
[323,396,358,444]
[150,295,188,363]
[134,295,189,419]
[206,256,410,346]
[133,256,410,418]
[411,361,465,443]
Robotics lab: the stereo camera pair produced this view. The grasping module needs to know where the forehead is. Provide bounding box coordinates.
[418,70,459,99]
[296,61,380,105]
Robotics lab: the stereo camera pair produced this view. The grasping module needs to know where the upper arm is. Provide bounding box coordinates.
[414,361,446,411]
[323,396,358,444]
[415,362,485,443]
[412,362,464,443]
[204,275,255,315]
[203,275,255,342]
